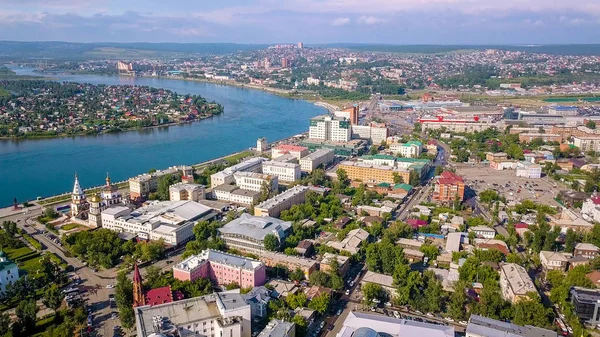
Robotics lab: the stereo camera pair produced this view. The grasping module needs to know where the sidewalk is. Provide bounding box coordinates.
[0,204,41,220]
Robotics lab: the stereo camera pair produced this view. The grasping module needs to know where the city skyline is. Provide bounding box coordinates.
[1,0,599,44]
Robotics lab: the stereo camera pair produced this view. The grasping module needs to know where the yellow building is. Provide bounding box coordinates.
[338,161,410,185]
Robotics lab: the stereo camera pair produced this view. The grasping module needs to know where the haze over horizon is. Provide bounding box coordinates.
[1,0,599,44]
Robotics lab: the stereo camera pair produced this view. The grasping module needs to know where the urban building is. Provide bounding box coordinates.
[0,251,19,294]
[308,115,351,142]
[418,116,500,133]
[468,226,496,239]
[262,161,301,183]
[549,106,579,116]
[516,161,542,179]
[219,214,292,254]
[572,135,600,153]
[500,263,537,303]
[210,158,266,188]
[243,286,271,320]
[257,137,268,152]
[361,271,396,296]
[570,287,600,327]
[88,174,124,227]
[433,171,465,202]
[70,174,89,218]
[257,320,295,337]
[336,312,454,337]
[359,154,396,167]
[466,314,557,337]
[325,228,370,255]
[169,183,205,202]
[320,253,350,277]
[582,196,600,223]
[133,264,184,308]
[234,171,278,192]
[260,251,318,278]
[390,141,423,158]
[213,184,261,205]
[101,200,214,246]
[134,290,251,337]
[539,251,568,271]
[129,165,193,199]
[173,250,266,288]
[350,123,390,144]
[254,186,309,217]
[299,149,335,172]
[271,145,309,160]
[338,161,410,185]
[574,243,600,259]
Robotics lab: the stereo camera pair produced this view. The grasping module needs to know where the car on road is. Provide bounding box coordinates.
[106,284,114,289]
[328,324,335,331]
[443,317,454,322]
[345,289,350,296]
[319,321,325,330]
[459,321,467,325]
[111,312,118,319]
[336,309,342,316]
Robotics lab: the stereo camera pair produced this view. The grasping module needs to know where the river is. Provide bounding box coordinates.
[0,68,325,204]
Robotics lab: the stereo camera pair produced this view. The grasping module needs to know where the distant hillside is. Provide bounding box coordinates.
[323,44,600,56]
[0,41,267,60]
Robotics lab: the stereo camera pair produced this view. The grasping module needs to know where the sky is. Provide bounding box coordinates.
[1,0,599,44]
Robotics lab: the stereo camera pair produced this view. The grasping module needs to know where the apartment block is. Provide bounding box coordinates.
[210,157,266,188]
[260,251,318,278]
[254,185,309,217]
[233,171,278,192]
[433,171,465,202]
[500,263,537,303]
[129,165,193,199]
[169,182,205,202]
[338,161,410,185]
[308,115,351,142]
[389,140,423,158]
[219,214,292,254]
[299,149,335,172]
[262,161,301,183]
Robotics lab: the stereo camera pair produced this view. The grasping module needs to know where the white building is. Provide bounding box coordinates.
[211,158,266,188]
[262,161,301,183]
[350,124,389,144]
[213,185,261,205]
[308,115,351,142]
[271,145,309,160]
[101,200,213,246]
[0,252,19,294]
[234,171,278,192]
[254,186,309,217]
[573,135,600,153]
[336,312,454,337]
[219,214,292,254]
[169,183,205,202]
[468,226,496,239]
[500,263,537,303]
[135,291,251,337]
[257,137,268,152]
[258,320,295,337]
[299,149,335,172]
[582,196,600,223]
[390,141,423,158]
[515,161,542,179]
[129,165,193,199]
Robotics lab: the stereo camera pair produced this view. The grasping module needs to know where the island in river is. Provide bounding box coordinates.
[0,72,223,139]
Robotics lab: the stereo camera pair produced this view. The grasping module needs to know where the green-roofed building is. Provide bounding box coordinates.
[0,251,19,293]
[390,140,424,158]
[360,154,397,167]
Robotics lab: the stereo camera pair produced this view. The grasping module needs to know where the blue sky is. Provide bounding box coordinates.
[1,0,599,44]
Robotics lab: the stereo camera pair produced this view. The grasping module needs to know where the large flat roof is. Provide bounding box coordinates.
[218,213,291,241]
[174,249,263,273]
[337,311,454,337]
[466,314,556,337]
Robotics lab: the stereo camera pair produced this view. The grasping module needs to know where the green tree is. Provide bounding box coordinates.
[393,172,404,184]
[479,190,499,204]
[292,315,308,337]
[13,298,37,335]
[422,271,445,313]
[286,292,308,309]
[309,271,330,287]
[587,120,597,130]
[506,143,524,160]
[336,168,349,189]
[155,174,180,201]
[362,283,385,305]
[512,294,552,328]
[289,268,305,282]
[115,271,134,330]
[43,284,64,311]
[565,228,578,253]
[264,234,280,251]
[308,292,331,314]
[420,244,440,260]
[1,221,18,237]
[369,145,379,155]
[409,170,420,186]
[447,282,469,320]
[434,166,444,176]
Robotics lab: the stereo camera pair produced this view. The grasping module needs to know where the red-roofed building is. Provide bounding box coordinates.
[133,264,184,308]
[271,144,309,160]
[433,172,465,202]
[407,218,428,229]
[145,286,174,306]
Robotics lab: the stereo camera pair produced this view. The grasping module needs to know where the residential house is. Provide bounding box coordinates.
[539,251,568,271]
[468,226,496,239]
[500,263,537,303]
[574,243,600,259]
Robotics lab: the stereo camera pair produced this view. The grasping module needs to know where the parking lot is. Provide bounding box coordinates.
[456,165,562,206]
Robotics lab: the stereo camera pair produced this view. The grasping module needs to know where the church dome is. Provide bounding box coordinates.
[89,194,102,203]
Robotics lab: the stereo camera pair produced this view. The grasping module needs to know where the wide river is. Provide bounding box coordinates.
[0,68,325,204]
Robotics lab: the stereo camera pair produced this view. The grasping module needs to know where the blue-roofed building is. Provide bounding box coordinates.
[548,105,579,116]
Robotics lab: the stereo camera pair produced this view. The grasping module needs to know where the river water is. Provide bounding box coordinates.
[0,68,325,204]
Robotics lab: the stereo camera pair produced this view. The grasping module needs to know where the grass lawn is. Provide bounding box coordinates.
[19,254,44,278]
[224,151,254,165]
[60,223,81,231]
[4,246,34,261]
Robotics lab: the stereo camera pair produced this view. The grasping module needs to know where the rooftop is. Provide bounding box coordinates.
[301,148,335,161]
[466,314,557,337]
[362,271,394,288]
[273,144,308,152]
[104,200,211,228]
[219,213,292,241]
[263,161,300,169]
[174,249,264,273]
[255,185,309,210]
[337,311,454,337]
[575,243,600,252]
[500,263,536,296]
[257,320,295,337]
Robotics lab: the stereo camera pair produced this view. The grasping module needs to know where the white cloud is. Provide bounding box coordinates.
[570,18,586,25]
[331,17,351,26]
[357,16,386,25]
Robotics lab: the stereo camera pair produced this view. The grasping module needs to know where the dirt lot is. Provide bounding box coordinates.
[455,165,562,206]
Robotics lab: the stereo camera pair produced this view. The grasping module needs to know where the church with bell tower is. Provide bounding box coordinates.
[71,174,89,218]
[88,173,123,228]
